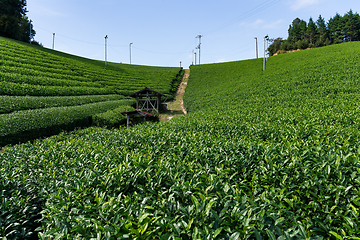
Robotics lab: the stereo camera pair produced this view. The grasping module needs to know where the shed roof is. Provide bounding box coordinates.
[129,87,166,98]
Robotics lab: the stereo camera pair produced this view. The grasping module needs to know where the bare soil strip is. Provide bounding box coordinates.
[159,69,189,121]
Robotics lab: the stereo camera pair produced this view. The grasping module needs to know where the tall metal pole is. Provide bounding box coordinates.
[263,36,266,71]
[196,45,199,64]
[129,43,133,64]
[192,50,194,65]
[196,34,203,65]
[105,35,108,66]
[255,37,258,59]
[263,35,268,71]
[52,33,55,50]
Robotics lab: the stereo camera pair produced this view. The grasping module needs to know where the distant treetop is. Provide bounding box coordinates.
[267,10,360,56]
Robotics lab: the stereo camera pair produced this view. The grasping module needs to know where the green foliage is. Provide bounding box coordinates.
[3,38,360,239]
[0,100,135,146]
[0,95,128,114]
[296,39,309,49]
[0,0,33,43]
[92,105,135,128]
[169,68,185,95]
[0,37,181,144]
[0,37,181,97]
[0,177,44,239]
[269,10,360,55]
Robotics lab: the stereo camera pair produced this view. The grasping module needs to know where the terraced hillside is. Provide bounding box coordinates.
[0,37,183,146]
[1,42,360,239]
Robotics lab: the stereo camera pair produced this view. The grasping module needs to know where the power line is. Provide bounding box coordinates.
[132,46,188,55]
[203,41,254,58]
[204,0,282,36]
[33,24,128,47]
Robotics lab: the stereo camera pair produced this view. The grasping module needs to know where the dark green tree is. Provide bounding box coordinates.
[328,13,345,43]
[288,18,307,42]
[0,0,35,42]
[343,9,360,41]
[316,15,329,45]
[267,9,360,57]
[18,15,35,42]
[267,37,283,56]
[299,20,307,40]
[307,17,317,44]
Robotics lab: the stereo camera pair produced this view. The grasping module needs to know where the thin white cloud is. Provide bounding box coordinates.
[264,20,283,29]
[241,19,283,29]
[251,19,265,27]
[31,5,63,17]
[290,0,320,11]
[239,19,263,28]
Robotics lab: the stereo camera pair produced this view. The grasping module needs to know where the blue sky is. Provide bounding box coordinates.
[27,0,359,68]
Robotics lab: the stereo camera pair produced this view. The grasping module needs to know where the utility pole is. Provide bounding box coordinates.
[105,35,108,66]
[192,50,194,65]
[180,61,182,68]
[52,33,55,50]
[29,20,32,44]
[255,37,258,59]
[194,52,197,65]
[263,35,268,71]
[129,43,133,64]
[196,34,203,64]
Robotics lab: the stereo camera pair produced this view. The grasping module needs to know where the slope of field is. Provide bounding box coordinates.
[0,37,183,145]
[1,42,360,239]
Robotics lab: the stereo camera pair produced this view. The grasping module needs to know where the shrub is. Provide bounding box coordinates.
[92,105,135,128]
[296,39,309,49]
[0,100,133,146]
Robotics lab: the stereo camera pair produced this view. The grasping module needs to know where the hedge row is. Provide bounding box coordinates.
[92,105,135,128]
[0,95,131,114]
[0,99,134,146]
[0,81,115,96]
[1,70,102,88]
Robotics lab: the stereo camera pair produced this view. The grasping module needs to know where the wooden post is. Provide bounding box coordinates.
[127,114,130,128]
[157,96,160,112]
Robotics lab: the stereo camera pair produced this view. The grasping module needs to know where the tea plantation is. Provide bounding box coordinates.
[2,42,360,239]
[0,37,183,145]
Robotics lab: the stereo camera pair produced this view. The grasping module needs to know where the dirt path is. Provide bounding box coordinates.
[159,69,189,121]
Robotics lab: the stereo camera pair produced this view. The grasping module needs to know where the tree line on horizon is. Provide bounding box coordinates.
[268,10,360,56]
[0,0,39,44]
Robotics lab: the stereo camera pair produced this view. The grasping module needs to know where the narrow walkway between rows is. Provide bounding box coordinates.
[159,69,189,121]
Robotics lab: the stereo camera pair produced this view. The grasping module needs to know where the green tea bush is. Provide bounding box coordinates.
[0,94,128,114]
[0,36,181,142]
[0,178,44,239]
[0,100,133,146]
[92,105,135,128]
[0,81,114,96]
[3,39,360,239]
[0,37,182,98]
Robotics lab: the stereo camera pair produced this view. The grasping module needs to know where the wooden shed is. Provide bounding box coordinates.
[129,87,166,113]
